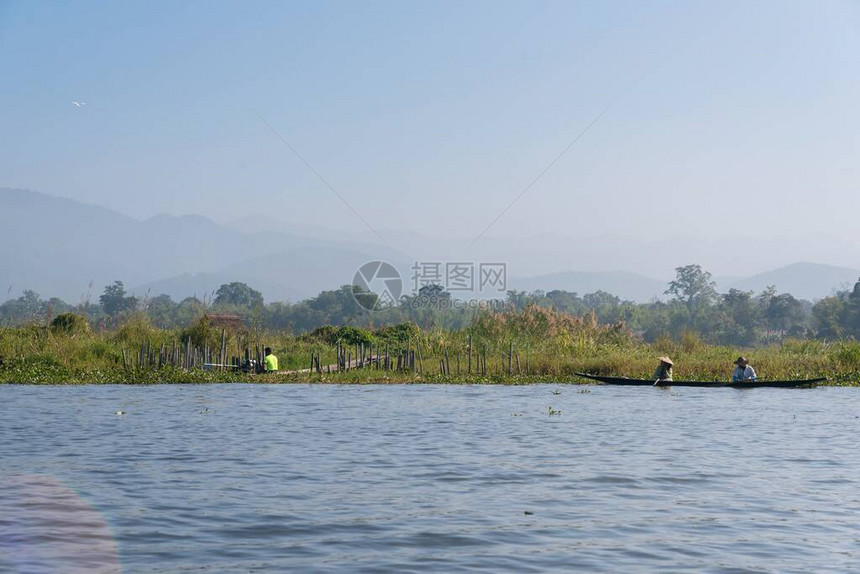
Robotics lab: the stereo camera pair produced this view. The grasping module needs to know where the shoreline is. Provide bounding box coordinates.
[4,319,860,386]
[1,371,855,386]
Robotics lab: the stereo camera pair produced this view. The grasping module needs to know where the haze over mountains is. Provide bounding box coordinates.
[0,188,408,303]
[1,188,857,304]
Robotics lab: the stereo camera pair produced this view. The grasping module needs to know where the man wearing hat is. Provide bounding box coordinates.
[732,357,757,382]
[653,356,673,382]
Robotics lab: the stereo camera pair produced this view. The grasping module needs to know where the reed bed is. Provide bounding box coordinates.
[1,308,859,385]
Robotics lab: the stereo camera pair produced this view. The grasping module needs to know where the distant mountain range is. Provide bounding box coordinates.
[1,188,857,304]
[0,188,408,303]
[720,262,859,300]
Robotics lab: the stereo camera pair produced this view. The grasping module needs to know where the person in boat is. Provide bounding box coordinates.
[264,347,279,373]
[653,356,673,381]
[732,356,757,382]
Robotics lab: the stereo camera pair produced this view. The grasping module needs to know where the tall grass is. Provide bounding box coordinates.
[0,308,856,384]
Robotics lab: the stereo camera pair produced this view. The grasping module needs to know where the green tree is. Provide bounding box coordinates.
[0,290,44,323]
[506,290,533,310]
[214,282,264,308]
[265,301,296,331]
[543,290,584,315]
[717,288,759,345]
[844,278,860,337]
[665,265,717,319]
[175,297,206,326]
[351,285,380,312]
[144,294,178,328]
[583,290,620,309]
[764,293,805,335]
[418,283,449,298]
[181,315,219,348]
[812,296,845,339]
[99,281,138,317]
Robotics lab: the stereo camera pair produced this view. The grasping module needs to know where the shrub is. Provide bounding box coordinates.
[334,326,374,347]
[50,313,91,336]
[373,323,418,344]
[181,315,219,349]
[301,325,339,344]
[834,342,860,368]
[469,305,633,347]
[299,325,376,346]
[112,313,157,344]
[651,333,675,354]
[679,330,702,353]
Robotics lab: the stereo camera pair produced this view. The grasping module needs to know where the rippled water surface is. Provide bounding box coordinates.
[2,384,859,573]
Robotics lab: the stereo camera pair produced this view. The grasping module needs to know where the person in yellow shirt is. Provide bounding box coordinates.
[264,347,278,372]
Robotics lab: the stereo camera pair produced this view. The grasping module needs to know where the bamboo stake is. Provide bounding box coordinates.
[468,335,472,374]
[483,344,487,376]
[416,342,423,373]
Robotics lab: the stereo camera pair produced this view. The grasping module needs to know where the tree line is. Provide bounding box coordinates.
[3,265,860,346]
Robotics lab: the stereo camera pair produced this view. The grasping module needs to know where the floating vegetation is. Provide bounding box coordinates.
[0,317,856,385]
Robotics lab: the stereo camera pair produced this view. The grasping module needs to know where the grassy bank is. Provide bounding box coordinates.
[2,313,859,385]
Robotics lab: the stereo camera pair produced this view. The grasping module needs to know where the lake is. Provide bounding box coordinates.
[1,383,858,573]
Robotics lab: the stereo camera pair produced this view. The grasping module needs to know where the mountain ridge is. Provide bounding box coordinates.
[2,189,857,304]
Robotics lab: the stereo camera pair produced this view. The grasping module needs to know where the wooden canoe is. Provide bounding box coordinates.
[574,372,825,388]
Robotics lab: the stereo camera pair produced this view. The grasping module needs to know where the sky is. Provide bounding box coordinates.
[1,0,858,254]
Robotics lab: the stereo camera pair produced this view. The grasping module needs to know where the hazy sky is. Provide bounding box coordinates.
[2,0,858,249]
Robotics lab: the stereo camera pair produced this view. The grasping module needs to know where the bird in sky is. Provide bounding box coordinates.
[72,101,86,107]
